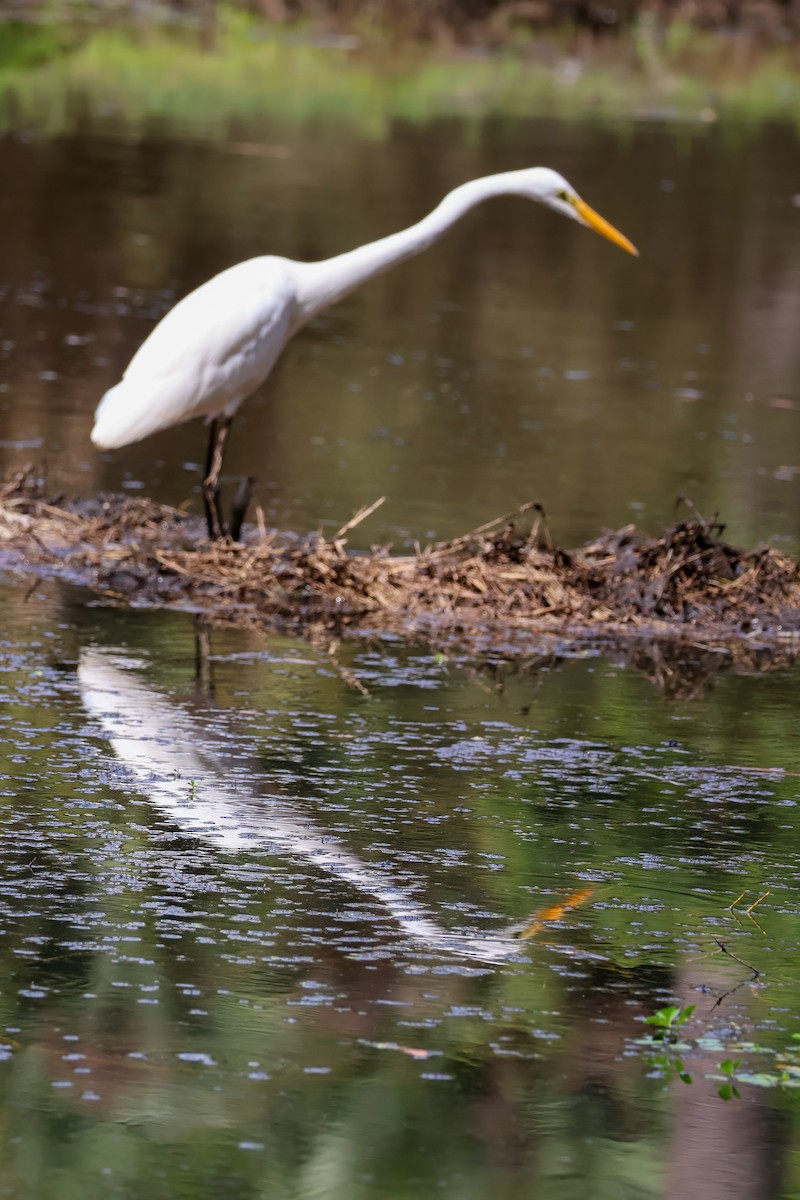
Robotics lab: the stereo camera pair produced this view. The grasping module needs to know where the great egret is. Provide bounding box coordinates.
[91,167,638,538]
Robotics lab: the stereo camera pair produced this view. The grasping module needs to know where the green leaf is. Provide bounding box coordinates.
[679,1073,693,1085]
[645,1006,680,1027]
[718,1083,733,1101]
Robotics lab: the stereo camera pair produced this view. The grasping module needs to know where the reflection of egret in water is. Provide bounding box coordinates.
[79,647,590,965]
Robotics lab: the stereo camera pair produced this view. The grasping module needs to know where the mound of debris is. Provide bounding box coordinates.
[1,470,798,660]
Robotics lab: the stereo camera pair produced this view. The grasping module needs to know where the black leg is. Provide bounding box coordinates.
[202,416,233,539]
[229,475,254,543]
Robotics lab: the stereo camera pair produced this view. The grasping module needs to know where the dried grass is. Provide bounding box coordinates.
[1,468,798,669]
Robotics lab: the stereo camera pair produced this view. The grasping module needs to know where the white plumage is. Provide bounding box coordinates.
[92,168,637,537]
[92,258,298,449]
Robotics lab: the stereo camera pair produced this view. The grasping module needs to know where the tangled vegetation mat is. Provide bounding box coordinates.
[1,469,798,690]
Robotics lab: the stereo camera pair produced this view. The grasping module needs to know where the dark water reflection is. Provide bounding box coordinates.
[0,578,799,1198]
[0,116,799,549]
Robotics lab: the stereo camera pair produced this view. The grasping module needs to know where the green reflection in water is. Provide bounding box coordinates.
[0,578,798,1197]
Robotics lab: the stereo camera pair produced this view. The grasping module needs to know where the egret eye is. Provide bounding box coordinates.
[556,189,572,203]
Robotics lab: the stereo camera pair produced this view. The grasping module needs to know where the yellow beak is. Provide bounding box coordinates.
[573,197,639,257]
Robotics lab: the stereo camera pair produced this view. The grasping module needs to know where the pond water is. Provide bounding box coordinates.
[0,94,799,1198]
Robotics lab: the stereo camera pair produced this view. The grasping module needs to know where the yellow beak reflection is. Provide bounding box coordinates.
[515,885,595,941]
[573,197,639,257]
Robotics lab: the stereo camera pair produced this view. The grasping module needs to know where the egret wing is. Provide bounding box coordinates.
[92,257,296,449]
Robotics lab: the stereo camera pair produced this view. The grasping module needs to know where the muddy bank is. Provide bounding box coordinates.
[1,470,798,685]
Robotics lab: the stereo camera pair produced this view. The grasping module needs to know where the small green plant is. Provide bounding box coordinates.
[717,1058,743,1101]
[644,1004,696,1042]
[637,1012,800,1098]
[650,1048,693,1085]
[643,1004,696,1086]
[187,778,199,801]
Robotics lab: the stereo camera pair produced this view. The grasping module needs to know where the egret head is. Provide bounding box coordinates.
[524,168,639,257]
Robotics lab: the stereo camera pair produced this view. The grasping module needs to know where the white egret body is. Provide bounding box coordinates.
[92,168,637,536]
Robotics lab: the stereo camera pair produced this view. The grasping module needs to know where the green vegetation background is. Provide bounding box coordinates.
[1,5,800,137]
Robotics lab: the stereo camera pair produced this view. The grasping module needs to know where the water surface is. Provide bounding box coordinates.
[0,578,799,1198]
[0,96,799,1200]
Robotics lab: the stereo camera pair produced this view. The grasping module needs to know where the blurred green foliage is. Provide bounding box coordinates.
[0,7,799,137]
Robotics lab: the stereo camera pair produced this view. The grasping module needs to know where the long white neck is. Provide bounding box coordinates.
[292,170,539,325]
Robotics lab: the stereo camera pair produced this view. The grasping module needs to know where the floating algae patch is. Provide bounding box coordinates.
[0,470,798,677]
